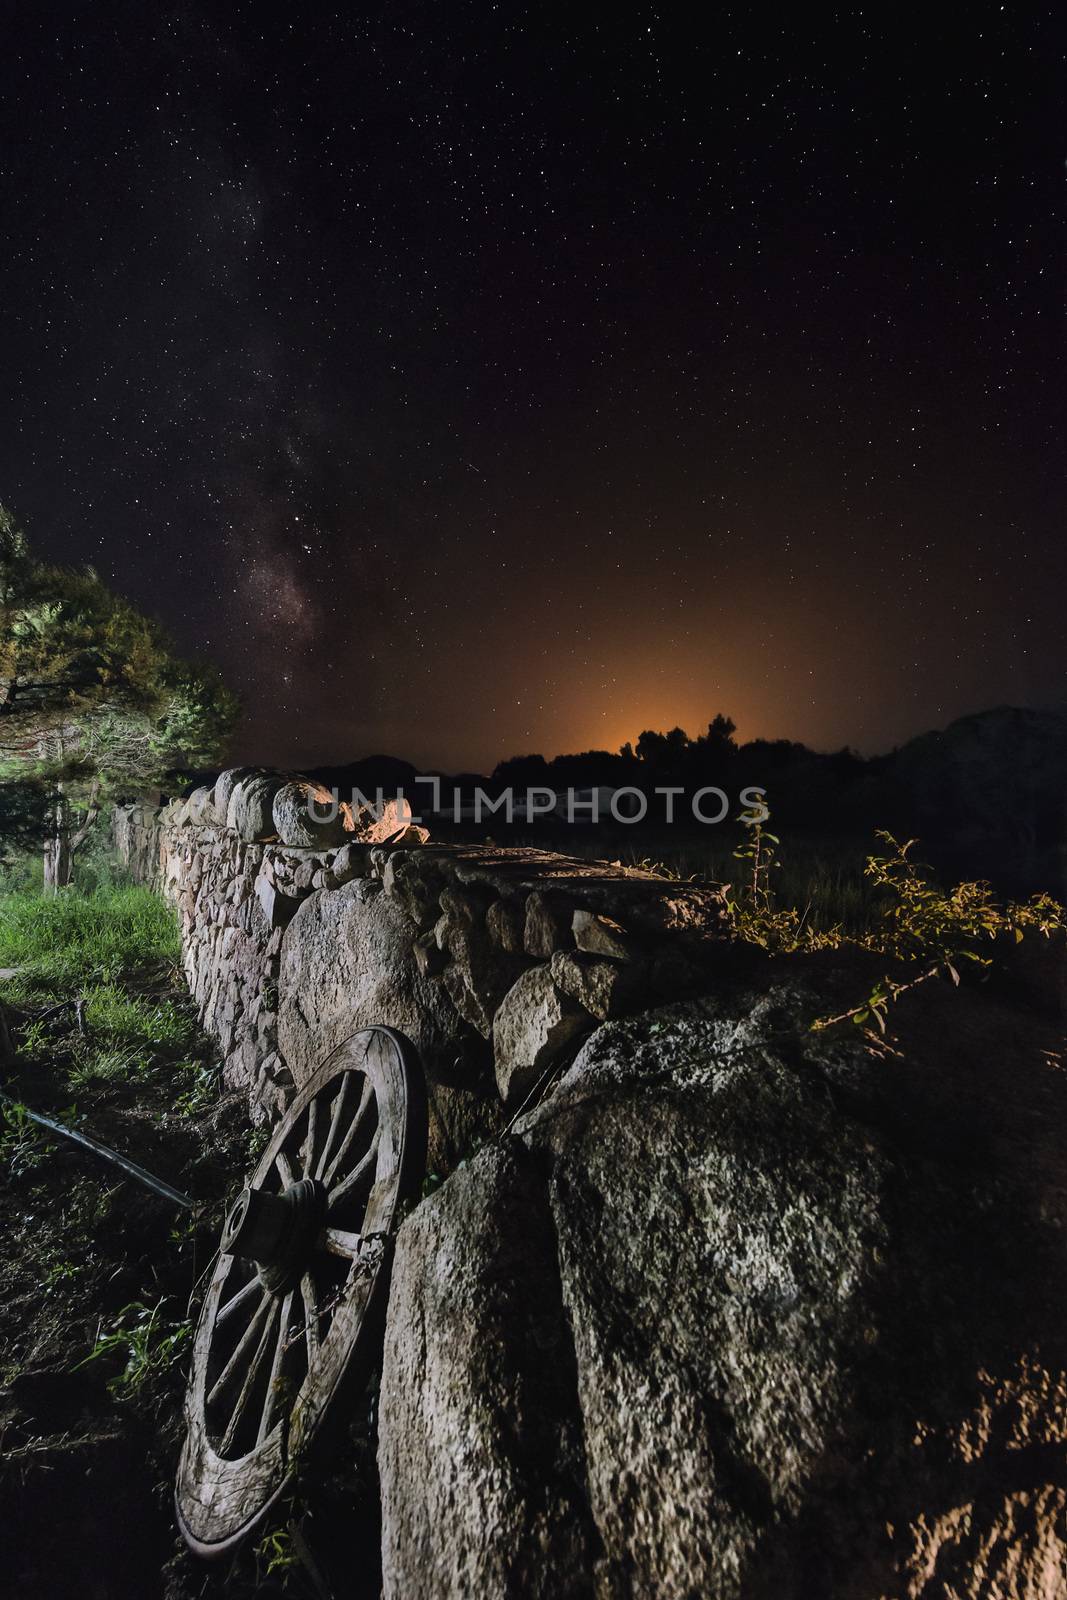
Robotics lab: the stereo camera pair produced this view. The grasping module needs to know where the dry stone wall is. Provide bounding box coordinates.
[113,773,1067,1596]
[113,771,730,1162]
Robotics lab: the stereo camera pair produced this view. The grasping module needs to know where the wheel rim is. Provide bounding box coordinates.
[176,1026,427,1557]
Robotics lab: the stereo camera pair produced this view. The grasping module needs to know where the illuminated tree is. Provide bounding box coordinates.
[0,505,238,890]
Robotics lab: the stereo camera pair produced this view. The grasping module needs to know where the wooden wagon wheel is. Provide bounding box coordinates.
[176,1026,427,1558]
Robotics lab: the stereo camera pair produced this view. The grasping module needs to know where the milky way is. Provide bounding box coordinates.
[1,7,1064,771]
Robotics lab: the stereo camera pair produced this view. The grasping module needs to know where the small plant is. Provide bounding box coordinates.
[247,1122,271,1163]
[173,1059,220,1119]
[67,1044,154,1089]
[14,1018,50,1058]
[631,856,695,882]
[724,803,837,954]
[43,1252,86,1295]
[733,808,778,914]
[0,1100,51,1178]
[75,1298,191,1397]
[255,1524,301,1578]
[167,1209,200,1251]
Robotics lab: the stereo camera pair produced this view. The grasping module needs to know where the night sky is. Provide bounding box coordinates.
[2,7,1064,772]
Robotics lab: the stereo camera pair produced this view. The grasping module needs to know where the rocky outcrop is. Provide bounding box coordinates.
[379,1142,597,1600]
[379,977,1067,1599]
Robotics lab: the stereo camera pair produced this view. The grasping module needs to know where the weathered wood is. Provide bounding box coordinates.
[329,1123,382,1205]
[314,1070,350,1180]
[321,1075,374,1188]
[216,1274,260,1328]
[207,1288,270,1407]
[322,1227,362,1260]
[176,1025,427,1559]
[257,1290,294,1446]
[220,1297,279,1455]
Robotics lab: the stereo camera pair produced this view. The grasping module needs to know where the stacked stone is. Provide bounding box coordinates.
[114,770,730,1156]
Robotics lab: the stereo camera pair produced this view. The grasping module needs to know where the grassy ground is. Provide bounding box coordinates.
[0,883,182,983]
[0,872,381,1600]
[0,881,249,1597]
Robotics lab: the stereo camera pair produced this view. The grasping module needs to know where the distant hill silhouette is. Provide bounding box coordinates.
[307,754,420,796]
[889,706,1067,892]
[178,707,1067,895]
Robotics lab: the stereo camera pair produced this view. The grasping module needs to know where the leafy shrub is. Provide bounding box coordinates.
[815,833,1065,1034]
[722,815,1066,1038]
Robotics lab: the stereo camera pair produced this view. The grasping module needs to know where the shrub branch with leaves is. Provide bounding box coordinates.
[813,832,1065,1035]
[724,810,1065,1042]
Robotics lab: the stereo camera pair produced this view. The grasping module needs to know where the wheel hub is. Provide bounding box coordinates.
[220,1177,328,1295]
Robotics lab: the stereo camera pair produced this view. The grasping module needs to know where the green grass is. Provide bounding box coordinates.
[81,982,193,1047]
[0,883,217,1111]
[0,886,180,990]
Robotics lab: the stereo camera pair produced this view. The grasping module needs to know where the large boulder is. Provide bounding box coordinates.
[183,784,218,826]
[379,975,1067,1599]
[491,964,592,1104]
[272,779,350,849]
[212,765,259,822]
[379,1143,597,1600]
[277,879,454,1084]
[226,772,285,841]
[277,878,500,1171]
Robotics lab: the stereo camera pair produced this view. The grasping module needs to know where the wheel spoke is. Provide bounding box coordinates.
[321,1077,374,1189]
[208,1288,270,1406]
[314,1072,350,1180]
[220,1296,280,1456]
[216,1274,260,1329]
[300,1272,320,1366]
[276,1149,295,1189]
[301,1098,318,1176]
[329,1123,381,1205]
[257,1290,294,1445]
[321,1226,362,1260]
